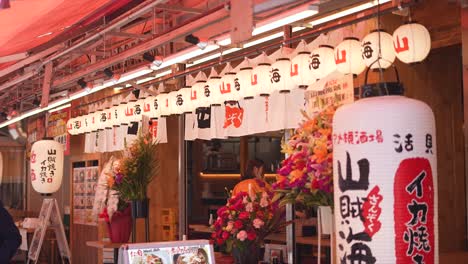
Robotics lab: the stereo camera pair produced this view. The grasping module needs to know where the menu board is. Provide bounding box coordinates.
[73,166,99,225]
[47,108,70,155]
[120,240,215,264]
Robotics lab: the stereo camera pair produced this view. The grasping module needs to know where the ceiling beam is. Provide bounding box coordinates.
[107,31,152,39]
[0,44,63,79]
[155,4,204,14]
[40,62,53,108]
[0,71,37,93]
[0,52,29,63]
[52,6,228,88]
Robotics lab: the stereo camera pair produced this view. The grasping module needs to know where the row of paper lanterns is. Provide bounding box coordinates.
[67,22,430,135]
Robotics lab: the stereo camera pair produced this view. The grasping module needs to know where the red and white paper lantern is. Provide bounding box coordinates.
[192,80,206,109]
[142,95,153,117]
[176,87,193,114]
[158,92,171,117]
[333,95,438,263]
[30,139,64,194]
[393,23,431,64]
[310,45,336,80]
[219,64,239,102]
[362,30,396,69]
[117,103,131,125]
[271,57,293,93]
[335,37,366,76]
[251,62,272,97]
[81,114,92,134]
[291,51,313,89]
[67,118,77,135]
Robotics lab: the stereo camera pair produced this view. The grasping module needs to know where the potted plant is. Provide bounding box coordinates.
[118,132,159,218]
[212,191,283,264]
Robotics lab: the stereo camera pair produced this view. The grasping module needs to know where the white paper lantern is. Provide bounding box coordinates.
[291,51,313,89]
[30,139,64,194]
[177,87,193,114]
[158,92,171,117]
[192,81,206,109]
[251,63,272,97]
[81,114,92,133]
[362,30,396,69]
[89,110,100,132]
[219,71,239,102]
[66,118,76,135]
[335,37,366,75]
[142,95,153,117]
[234,66,252,99]
[205,69,222,106]
[310,45,336,80]
[129,99,144,122]
[271,58,293,93]
[393,23,431,64]
[117,103,131,125]
[333,95,438,264]
[149,94,162,119]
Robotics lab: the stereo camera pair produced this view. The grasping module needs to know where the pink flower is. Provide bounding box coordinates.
[253,218,264,229]
[245,203,254,212]
[226,221,234,232]
[238,211,250,220]
[260,197,269,208]
[236,230,248,241]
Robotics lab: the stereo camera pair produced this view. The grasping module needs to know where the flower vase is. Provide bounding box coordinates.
[108,205,132,243]
[231,244,261,264]
[131,198,149,218]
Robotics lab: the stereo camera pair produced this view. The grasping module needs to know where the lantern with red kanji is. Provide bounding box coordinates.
[291,51,313,89]
[237,66,254,100]
[30,140,64,194]
[362,29,396,69]
[158,92,171,117]
[310,45,336,80]
[335,37,366,76]
[251,62,272,97]
[393,22,431,64]
[205,68,222,106]
[333,85,438,263]
[219,63,238,102]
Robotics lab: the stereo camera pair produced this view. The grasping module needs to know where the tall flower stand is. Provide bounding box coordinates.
[131,198,150,242]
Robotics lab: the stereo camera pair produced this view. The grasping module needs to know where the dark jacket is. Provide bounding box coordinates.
[0,200,21,263]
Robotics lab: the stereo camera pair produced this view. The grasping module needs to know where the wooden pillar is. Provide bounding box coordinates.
[239,136,249,177]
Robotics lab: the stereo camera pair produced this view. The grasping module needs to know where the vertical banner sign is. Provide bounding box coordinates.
[333,95,438,263]
[305,72,354,117]
[47,108,71,155]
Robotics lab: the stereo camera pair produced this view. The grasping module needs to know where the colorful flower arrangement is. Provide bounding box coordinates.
[272,106,335,209]
[212,190,283,254]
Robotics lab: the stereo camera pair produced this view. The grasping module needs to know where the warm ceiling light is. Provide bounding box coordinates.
[77,78,93,93]
[143,52,164,69]
[185,34,208,50]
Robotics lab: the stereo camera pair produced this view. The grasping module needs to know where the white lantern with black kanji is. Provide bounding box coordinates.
[333,92,438,263]
[117,103,130,125]
[310,45,336,80]
[173,88,192,114]
[142,95,153,118]
[30,139,64,194]
[393,23,431,64]
[219,67,239,102]
[271,57,293,93]
[237,66,254,99]
[149,94,162,119]
[66,118,76,135]
[251,62,272,97]
[362,30,396,69]
[81,114,91,133]
[90,110,100,132]
[158,92,171,117]
[291,51,313,89]
[192,80,206,109]
[335,37,366,76]
[205,68,222,106]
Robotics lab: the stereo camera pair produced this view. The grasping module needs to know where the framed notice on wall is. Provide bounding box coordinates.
[73,165,99,226]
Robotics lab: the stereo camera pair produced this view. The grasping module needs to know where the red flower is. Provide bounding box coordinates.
[222,231,230,240]
[234,220,243,229]
[238,211,250,220]
[216,238,224,245]
[256,211,264,219]
[247,231,257,241]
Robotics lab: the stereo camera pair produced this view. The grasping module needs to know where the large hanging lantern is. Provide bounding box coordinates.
[310,45,336,80]
[335,37,366,76]
[81,114,92,134]
[149,94,162,119]
[205,68,222,106]
[362,29,396,69]
[142,95,153,117]
[30,139,64,194]
[271,57,293,93]
[167,91,179,115]
[67,118,76,135]
[333,87,438,263]
[251,62,272,97]
[237,66,253,99]
[192,80,206,109]
[117,102,130,125]
[393,23,431,64]
[291,51,313,89]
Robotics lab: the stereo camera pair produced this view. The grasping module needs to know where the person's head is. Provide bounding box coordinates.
[242,158,265,180]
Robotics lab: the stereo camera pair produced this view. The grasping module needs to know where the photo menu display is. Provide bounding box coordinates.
[73,166,99,225]
[122,240,214,264]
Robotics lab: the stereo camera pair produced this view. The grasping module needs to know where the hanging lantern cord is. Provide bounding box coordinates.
[375,0,389,95]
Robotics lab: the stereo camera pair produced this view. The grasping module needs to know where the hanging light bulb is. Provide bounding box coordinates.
[335,37,366,76]
[362,29,396,70]
[393,22,431,64]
